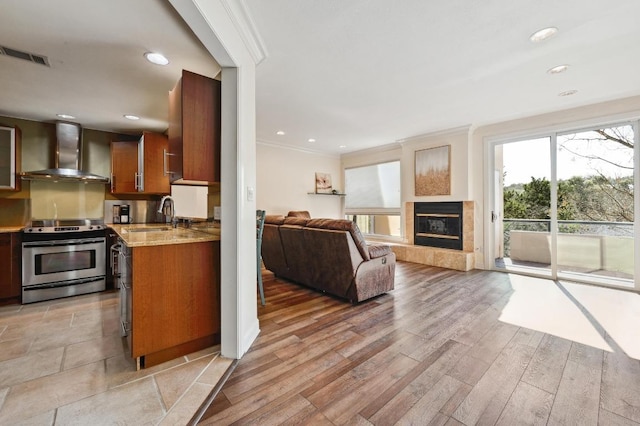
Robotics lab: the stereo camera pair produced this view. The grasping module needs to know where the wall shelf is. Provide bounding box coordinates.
[307,192,346,197]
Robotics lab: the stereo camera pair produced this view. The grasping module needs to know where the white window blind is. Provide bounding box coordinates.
[345,161,401,213]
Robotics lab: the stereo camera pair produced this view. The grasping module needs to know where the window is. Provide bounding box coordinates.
[344,161,401,237]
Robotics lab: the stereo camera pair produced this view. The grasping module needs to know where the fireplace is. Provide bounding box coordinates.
[414,202,463,250]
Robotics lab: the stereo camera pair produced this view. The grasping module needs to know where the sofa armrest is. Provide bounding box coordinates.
[367,243,392,259]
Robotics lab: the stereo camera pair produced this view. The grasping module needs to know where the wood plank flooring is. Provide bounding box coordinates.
[198,261,640,425]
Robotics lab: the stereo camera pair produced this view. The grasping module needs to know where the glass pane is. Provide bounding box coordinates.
[556,125,634,286]
[495,137,552,276]
[37,250,95,274]
[345,161,400,209]
[346,214,401,237]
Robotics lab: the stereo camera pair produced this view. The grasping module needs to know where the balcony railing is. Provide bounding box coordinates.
[501,218,634,279]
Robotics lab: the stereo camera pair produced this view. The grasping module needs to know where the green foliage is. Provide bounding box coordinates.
[503,188,526,218]
[504,174,633,222]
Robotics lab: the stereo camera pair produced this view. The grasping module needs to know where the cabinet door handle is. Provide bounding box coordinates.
[134,172,143,191]
[110,174,115,192]
[163,149,175,176]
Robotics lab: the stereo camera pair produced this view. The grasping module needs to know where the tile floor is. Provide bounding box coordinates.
[0,291,233,425]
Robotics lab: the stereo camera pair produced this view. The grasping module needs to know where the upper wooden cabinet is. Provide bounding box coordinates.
[0,125,21,191]
[167,70,221,183]
[110,132,170,195]
[110,140,137,193]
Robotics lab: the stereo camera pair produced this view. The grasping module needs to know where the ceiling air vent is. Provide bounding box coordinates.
[0,45,50,67]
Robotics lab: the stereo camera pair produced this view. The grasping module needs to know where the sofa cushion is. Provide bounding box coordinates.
[286,210,311,218]
[306,219,370,261]
[265,215,285,225]
[284,217,310,226]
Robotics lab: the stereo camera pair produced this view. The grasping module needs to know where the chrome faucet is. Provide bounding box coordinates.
[158,195,177,228]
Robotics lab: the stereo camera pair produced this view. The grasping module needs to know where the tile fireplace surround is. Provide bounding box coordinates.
[388,201,475,271]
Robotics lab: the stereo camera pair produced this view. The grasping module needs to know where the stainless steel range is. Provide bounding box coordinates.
[22,219,107,304]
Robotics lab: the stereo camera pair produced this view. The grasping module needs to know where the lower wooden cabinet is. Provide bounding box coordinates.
[0,233,21,303]
[129,241,220,368]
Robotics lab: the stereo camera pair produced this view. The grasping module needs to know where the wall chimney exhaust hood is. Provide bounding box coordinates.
[20,121,110,183]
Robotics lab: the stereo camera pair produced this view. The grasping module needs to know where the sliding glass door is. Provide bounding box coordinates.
[555,126,634,287]
[494,137,553,277]
[490,121,637,290]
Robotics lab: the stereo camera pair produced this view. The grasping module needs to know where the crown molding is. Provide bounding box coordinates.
[397,124,472,147]
[219,0,268,65]
[340,142,401,160]
[257,139,341,159]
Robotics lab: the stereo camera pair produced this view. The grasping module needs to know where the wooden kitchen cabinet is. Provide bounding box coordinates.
[110,131,170,195]
[110,141,137,193]
[130,241,220,368]
[0,125,21,191]
[0,233,21,303]
[138,132,170,194]
[167,70,221,183]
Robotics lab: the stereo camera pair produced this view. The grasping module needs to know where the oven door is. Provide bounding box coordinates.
[22,237,106,287]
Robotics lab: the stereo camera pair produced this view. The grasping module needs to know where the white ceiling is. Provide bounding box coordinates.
[246,0,640,154]
[2,1,640,153]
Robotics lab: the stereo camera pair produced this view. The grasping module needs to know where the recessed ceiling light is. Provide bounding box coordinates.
[339,145,347,149]
[56,114,76,120]
[276,131,285,135]
[547,64,569,74]
[144,52,169,66]
[308,138,316,143]
[558,90,578,97]
[123,114,140,120]
[530,27,558,42]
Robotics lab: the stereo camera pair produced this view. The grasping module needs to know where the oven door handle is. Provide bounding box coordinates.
[23,239,105,248]
[23,276,105,290]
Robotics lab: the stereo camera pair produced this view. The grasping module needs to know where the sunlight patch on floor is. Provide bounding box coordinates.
[498,274,613,354]
[560,281,640,360]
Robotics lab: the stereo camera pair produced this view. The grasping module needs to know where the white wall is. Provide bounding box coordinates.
[399,126,471,203]
[257,142,342,218]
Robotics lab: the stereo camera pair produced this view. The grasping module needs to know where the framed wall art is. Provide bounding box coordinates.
[415,145,451,196]
[315,172,333,193]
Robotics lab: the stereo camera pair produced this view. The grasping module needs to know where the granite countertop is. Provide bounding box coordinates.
[110,223,220,247]
[0,226,25,233]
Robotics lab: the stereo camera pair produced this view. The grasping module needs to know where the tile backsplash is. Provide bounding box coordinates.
[30,181,105,219]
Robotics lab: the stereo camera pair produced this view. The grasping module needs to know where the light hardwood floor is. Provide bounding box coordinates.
[199,261,640,425]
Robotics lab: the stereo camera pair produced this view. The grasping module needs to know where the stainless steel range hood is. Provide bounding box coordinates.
[20,121,110,183]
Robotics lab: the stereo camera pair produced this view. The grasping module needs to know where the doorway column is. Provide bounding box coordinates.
[168,0,265,358]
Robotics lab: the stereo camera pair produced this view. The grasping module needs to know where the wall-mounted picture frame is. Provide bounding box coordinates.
[315,172,333,193]
[415,145,451,196]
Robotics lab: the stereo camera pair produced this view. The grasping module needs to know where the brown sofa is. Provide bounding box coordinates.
[261,216,396,302]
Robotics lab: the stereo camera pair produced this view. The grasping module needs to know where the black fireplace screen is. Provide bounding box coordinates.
[414,202,463,250]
